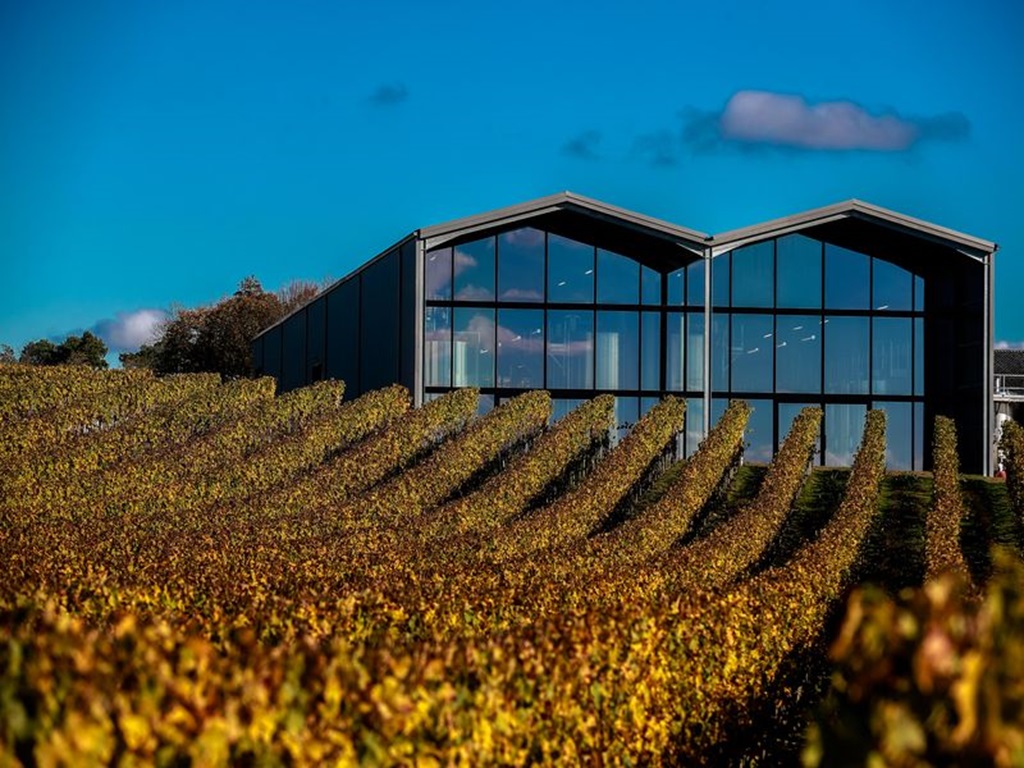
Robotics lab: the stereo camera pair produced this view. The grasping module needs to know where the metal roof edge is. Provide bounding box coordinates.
[711,199,997,255]
[419,190,710,244]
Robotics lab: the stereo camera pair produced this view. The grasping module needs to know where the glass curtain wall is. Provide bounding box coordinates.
[424,227,703,453]
[711,234,926,469]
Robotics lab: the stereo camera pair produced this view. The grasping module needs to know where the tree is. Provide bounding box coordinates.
[126,277,305,378]
[18,332,109,369]
[0,344,16,364]
[19,339,61,366]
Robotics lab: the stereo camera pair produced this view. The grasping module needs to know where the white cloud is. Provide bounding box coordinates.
[996,340,1024,350]
[683,90,970,152]
[91,309,168,352]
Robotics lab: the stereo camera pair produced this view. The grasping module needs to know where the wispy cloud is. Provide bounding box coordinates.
[996,340,1024,350]
[367,83,409,107]
[562,130,602,160]
[683,90,970,152]
[90,309,168,352]
[632,130,680,168]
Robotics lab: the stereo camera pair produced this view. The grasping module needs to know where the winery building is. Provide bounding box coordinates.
[251,193,997,473]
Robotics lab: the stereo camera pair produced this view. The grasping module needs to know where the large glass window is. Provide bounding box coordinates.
[825,244,870,309]
[597,249,640,304]
[612,397,639,444]
[711,313,730,391]
[687,260,705,306]
[825,316,869,394]
[776,315,821,394]
[551,398,585,424]
[914,402,924,471]
[547,309,594,389]
[825,403,867,467]
[496,309,543,388]
[453,308,495,387]
[914,275,925,311]
[712,254,730,307]
[641,311,661,391]
[686,312,704,392]
[745,398,773,463]
[454,237,495,300]
[642,267,661,305]
[548,234,594,303]
[685,397,704,457]
[731,314,774,392]
[777,234,821,309]
[874,401,912,470]
[425,247,452,301]
[873,259,913,311]
[424,307,451,387]
[667,312,685,392]
[668,268,685,305]
[731,241,774,308]
[873,317,912,395]
[498,228,544,302]
[596,311,639,390]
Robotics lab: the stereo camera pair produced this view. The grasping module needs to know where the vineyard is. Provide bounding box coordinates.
[1,365,1022,766]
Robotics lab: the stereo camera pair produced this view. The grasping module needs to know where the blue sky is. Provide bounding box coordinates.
[3,0,1022,358]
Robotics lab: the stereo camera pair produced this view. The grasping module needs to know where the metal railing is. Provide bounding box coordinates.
[995,374,1024,398]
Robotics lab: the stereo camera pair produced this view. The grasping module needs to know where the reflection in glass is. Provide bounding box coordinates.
[745,399,773,464]
[496,309,543,388]
[498,228,544,302]
[686,312,705,392]
[476,395,495,416]
[873,259,913,311]
[598,249,640,304]
[453,308,495,387]
[915,318,924,396]
[454,237,496,300]
[668,268,685,305]
[687,260,705,306]
[874,401,912,470]
[731,314,774,392]
[915,275,925,311]
[547,310,594,389]
[551,398,584,424]
[642,267,661,305]
[548,234,594,303]
[776,315,821,394]
[711,314,729,391]
[712,254,730,307]
[641,396,659,416]
[825,403,867,467]
[825,316,869,394]
[642,312,661,390]
[597,312,639,390]
[423,307,451,387]
[685,397,704,457]
[777,234,821,309]
[731,241,774,307]
[873,318,912,395]
[825,244,870,309]
[667,312,685,392]
[425,247,452,300]
[779,402,819,452]
[612,397,639,444]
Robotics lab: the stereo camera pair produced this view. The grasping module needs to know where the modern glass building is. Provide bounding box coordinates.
[251,193,997,473]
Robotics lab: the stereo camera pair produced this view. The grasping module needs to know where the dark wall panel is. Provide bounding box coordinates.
[306,297,326,382]
[251,336,264,376]
[360,249,401,393]
[326,277,361,394]
[400,240,417,391]
[263,325,283,386]
[281,311,307,393]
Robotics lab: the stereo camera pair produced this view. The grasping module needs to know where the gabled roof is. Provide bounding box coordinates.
[710,199,997,260]
[418,191,709,249]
